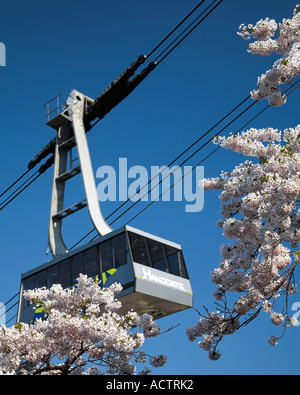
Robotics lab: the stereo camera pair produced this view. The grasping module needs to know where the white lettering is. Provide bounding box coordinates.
[0,302,5,326]
[150,165,182,202]
[96,165,116,201]
[95,159,205,213]
[106,379,140,392]
[142,267,185,291]
[184,165,204,213]
[291,302,300,327]
[118,157,128,201]
[0,42,6,67]
[128,165,149,201]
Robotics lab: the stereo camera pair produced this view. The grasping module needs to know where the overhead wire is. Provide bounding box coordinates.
[85,98,259,244]
[5,314,18,325]
[110,78,300,224]
[85,78,300,243]
[86,97,260,244]
[70,93,253,248]
[154,0,223,65]
[66,0,230,249]
[107,99,258,226]
[0,168,32,198]
[0,292,19,326]
[0,0,222,214]
[0,171,42,212]
[123,78,300,225]
[0,292,19,309]
[104,94,251,224]
[95,0,245,226]
[146,0,207,59]
[0,170,39,210]
[0,301,18,321]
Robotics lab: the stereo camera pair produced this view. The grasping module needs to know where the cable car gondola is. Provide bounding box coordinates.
[17,225,193,323]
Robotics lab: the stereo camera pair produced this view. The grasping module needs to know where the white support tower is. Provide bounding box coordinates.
[46,90,112,258]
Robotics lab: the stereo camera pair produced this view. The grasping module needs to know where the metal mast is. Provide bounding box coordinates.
[39,55,156,257]
[46,90,113,257]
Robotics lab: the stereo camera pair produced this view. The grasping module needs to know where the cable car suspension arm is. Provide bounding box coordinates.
[28,56,157,171]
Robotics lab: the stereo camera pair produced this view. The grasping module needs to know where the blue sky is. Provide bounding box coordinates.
[0,0,299,375]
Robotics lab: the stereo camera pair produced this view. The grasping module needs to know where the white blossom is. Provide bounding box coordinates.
[0,275,165,375]
[238,5,300,106]
[189,123,299,359]
[270,312,285,326]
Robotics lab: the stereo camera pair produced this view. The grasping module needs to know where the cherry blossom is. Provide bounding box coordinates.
[187,125,299,359]
[0,275,166,375]
[238,5,300,106]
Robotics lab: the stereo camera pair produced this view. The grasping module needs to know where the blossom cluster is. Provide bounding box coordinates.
[238,5,300,106]
[0,275,166,375]
[188,125,300,359]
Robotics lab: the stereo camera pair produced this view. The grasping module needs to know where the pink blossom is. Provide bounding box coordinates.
[0,275,166,375]
[238,6,300,106]
[188,124,299,359]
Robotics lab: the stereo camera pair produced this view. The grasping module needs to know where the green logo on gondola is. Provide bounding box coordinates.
[101,267,118,286]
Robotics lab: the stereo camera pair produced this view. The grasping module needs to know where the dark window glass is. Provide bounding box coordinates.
[100,239,113,272]
[165,245,180,276]
[59,258,71,289]
[72,253,84,285]
[178,251,188,279]
[36,270,47,288]
[113,234,127,267]
[85,246,99,278]
[23,276,36,307]
[47,264,59,288]
[165,246,188,279]
[147,239,167,271]
[128,232,150,266]
[24,275,36,291]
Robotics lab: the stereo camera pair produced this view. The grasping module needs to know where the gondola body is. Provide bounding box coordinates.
[18,226,193,323]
